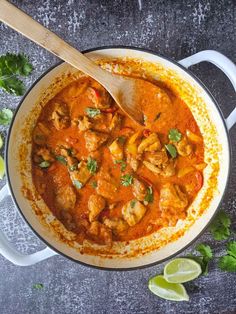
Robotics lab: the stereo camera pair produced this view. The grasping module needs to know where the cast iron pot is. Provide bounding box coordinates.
[0,47,235,269]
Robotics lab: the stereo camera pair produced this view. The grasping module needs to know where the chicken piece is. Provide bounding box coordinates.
[161,160,176,177]
[34,147,54,163]
[127,154,139,172]
[109,113,122,131]
[88,194,106,222]
[132,178,147,202]
[138,133,161,154]
[84,130,108,152]
[96,178,117,200]
[87,85,112,109]
[70,161,92,188]
[147,150,168,167]
[109,139,123,161]
[33,122,50,145]
[143,161,161,174]
[51,102,70,130]
[78,116,91,131]
[87,221,112,246]
[174,136,192,157]
[103,217,129,234]
[55,185,76,211]
[122,200,147,227]
[159,183,188,211]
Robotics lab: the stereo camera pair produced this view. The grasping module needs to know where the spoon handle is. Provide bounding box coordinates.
[0,0,116,87]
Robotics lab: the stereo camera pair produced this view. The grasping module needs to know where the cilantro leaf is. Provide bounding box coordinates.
[85,107,101,118]
[73,179,83,189]
[219,255,236,272]
[121,174,133,186]
[144,186,154,205]
[130,199,136,208]
[227,241,236,258]
[165,144,177,158]
[0,108,13,125]
[196,243,213,260]
[39,161,50,168]
[87,157,98,174]
[168,128,182,142]
[117,136,126,144]
[55,155,67,165]
[115,159,127,172]
[209,210,231,240]
[33,283,44,290]
[0,53,33,96]
[90,181,97,188]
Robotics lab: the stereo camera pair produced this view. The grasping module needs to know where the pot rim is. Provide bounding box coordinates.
[5,45,232,271]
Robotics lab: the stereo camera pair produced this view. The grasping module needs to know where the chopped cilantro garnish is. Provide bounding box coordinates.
[130,199,136,208]
[168,128,182,142]
[165,144,177,158]
[115,159,127,172]
[144,186,153,205]
[39,161,50,168]
[85,107,101,118]
[117,136,126,144]
[121,174,133,186]
[73,179,83,189]
[91,181,97,188]
[55,155,67,165]
[87,157,98,174]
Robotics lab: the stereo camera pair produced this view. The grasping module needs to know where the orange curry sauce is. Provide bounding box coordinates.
[32,76,205,246]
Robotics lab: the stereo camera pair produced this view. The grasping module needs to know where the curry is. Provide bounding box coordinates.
[32,75,205,247]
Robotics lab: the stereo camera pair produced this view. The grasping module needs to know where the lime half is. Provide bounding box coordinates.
[148,275,189,301]
[164,258,202,283]
[0,156,5,179]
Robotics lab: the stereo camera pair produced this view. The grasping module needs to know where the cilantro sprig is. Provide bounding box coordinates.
[0,53,33,96]
[121,173,133,186]
[168,128,182,142]
[209,210,231,240]
[87,157,98,174]
[85,107,101,118]
[219,241,236,272]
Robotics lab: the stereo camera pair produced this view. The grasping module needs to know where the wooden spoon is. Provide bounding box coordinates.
[0,0,162,125]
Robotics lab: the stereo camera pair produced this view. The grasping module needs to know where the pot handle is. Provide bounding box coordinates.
[179,50,236,130]
[0,184,57,266]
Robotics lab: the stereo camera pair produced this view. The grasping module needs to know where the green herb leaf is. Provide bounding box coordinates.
[196,244,213,260]
[144,186,154,205]
[39,161,50,168]
[168,128,182,142]
[218,241,236,272]
[55,155,67,165]
[130,199,136,208]
[154,112,161,121]
[73,179,83,189]
[209,210,231,240]
[87,157,98,174]
[91,181,97,188]
[227,241,236,258]
[85,107,101,118]
[219,255,236,272]
[69,163,78,172]
[117,136,126,144]
[165,144,177,158]
[0,53,33,95]
[33,283,44,290]
[0,108,13,125]
[121,173,133,186]
[115,159,127,172]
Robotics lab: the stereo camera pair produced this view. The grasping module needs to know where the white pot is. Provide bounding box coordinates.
[0,48,236,268]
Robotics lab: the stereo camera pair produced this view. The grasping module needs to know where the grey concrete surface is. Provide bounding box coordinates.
[0,0,235,313]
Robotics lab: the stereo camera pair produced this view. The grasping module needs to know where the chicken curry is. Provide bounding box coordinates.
[32,74,205,247]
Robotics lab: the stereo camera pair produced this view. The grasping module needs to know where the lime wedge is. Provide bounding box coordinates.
[0,156,5,179]
[164,258,202,283]
[148,275,189,301]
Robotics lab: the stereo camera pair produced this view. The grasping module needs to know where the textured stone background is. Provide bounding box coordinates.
[0,0,236,313]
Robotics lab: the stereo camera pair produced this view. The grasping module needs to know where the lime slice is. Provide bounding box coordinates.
[0,134,3,149]
[148,275,189,301]
[0,156,5,179]
[164,258,202,283]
